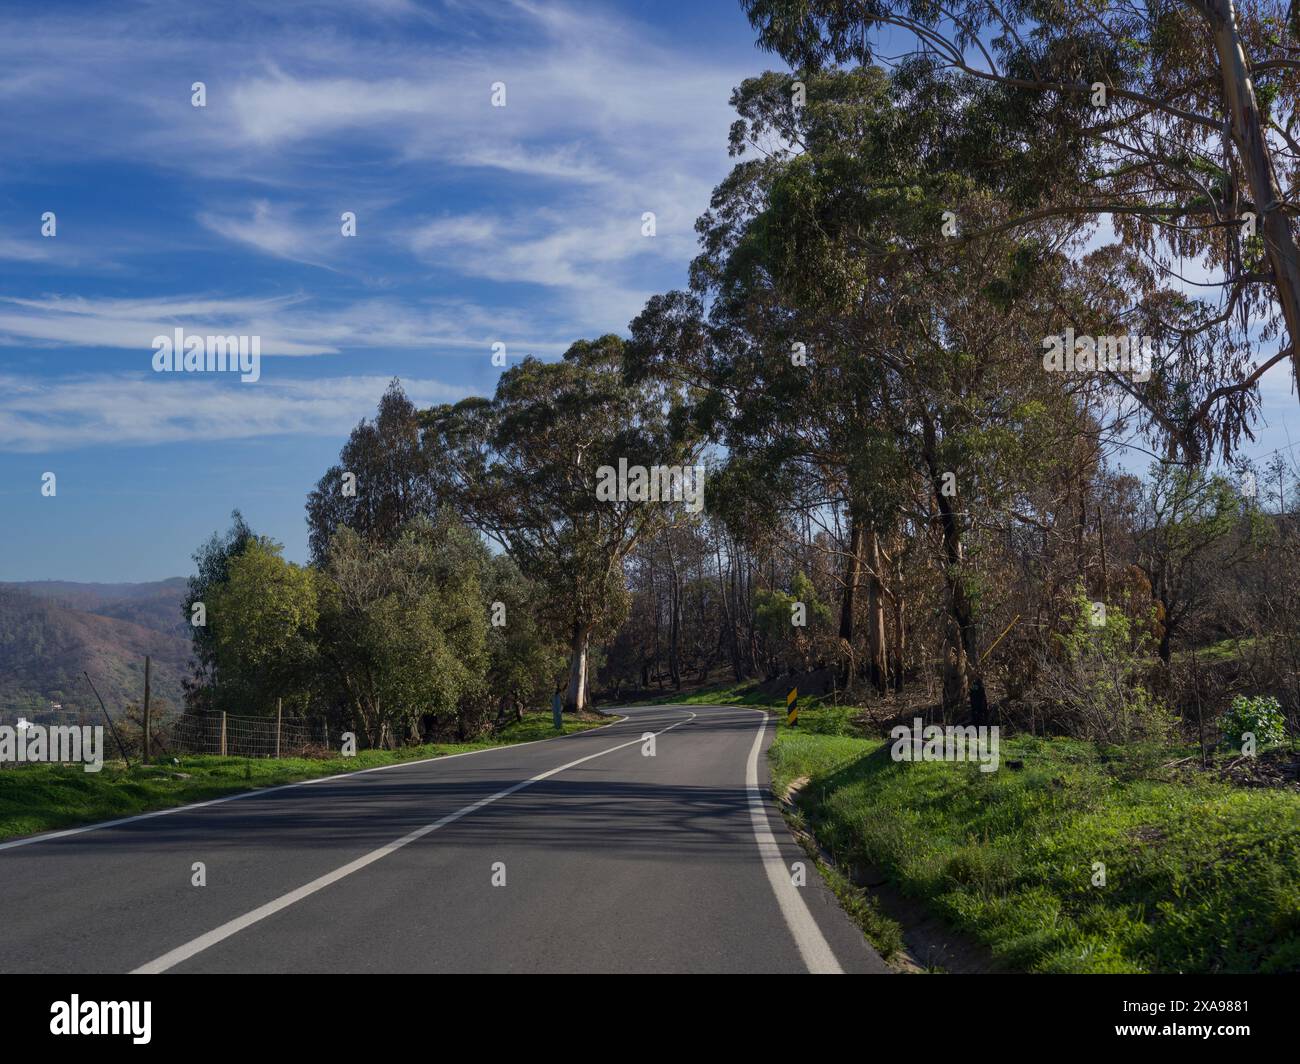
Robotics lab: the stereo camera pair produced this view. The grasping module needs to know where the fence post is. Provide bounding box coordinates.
[142,655,151,763]
[276,699,282,759]
[220,711,227,757]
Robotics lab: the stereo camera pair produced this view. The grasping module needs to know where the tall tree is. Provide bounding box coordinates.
[205,539,318,716]
[423,337,703,712]
[1134,462,1263,661]
[742,0,1300,434]
[316,516,489,747]
[631,65,1089,719]
[306,379,437,563]
[182,510,255,712]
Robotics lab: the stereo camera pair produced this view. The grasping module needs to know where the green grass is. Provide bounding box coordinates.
[1176,635,1264,663]
[780,793,907,962]
[769,704,1300,973]
[635,678,850,713]
[0,713,609,843]
[635,680,776,706]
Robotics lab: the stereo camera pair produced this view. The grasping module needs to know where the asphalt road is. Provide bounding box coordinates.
[0,705,889,974]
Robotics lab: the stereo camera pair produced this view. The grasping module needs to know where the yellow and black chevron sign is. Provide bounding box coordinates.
[786,688,799,726]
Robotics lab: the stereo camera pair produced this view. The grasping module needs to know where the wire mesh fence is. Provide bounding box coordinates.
[0,709,90,729]
[0,706,327,762]
[0,710,101,770]
[169,711,321,758]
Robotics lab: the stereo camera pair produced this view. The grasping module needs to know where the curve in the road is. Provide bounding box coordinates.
[0,705,888,975]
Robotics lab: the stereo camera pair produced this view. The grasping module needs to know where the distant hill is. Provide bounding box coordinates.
[2,579,190,638]
[0,582,191,721]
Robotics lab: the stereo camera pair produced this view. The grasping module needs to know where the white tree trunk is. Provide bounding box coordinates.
[564,623,590,713]
[1207,0,1300,389]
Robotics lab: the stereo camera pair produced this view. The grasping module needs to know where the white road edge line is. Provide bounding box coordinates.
[0,712,641,853]
[743,710,844,975]
[130,710,696,974]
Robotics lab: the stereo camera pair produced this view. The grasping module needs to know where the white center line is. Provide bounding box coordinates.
[131,710,695,974]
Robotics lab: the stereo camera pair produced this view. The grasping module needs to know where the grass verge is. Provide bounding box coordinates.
[769,703,1300,973]
[0,713,608,844]
[780,790,908,963]
[635,680,777,707]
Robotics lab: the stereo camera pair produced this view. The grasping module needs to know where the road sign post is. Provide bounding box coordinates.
[786,688,799,727]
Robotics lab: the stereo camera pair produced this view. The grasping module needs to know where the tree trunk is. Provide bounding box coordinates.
[942,622,969,718]
[564,622,591,713]
[718,540,744,681]
[668,543,682,689]
[866,528,888,695]
[925,418,988,725]
[1157,605,1174,665]
[1206,0,1300,392]
[1098,496,1110,603]
[838,515,865,647]
[892,549,906,691]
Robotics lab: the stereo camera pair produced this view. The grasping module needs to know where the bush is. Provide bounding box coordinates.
[1218,695,1287,751]
[1026,584,1174,743]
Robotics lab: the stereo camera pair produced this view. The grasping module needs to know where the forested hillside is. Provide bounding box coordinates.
[0,585,188,719]
[3,579,190,639]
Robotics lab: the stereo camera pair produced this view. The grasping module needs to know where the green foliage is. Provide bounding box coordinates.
[1029,580,1175,738]
[1219,695,1288,751]
[483,553,566,714]
[1059,583,1140,663]
[206,539,318,715]
[1136,463,1262,660]
[183,510,255,709]
[187,375,582,745]
[1041,583,1173,744]
[317,515,490,746]
[754,571,833,670]
[305,380,437,563]
[424,336,703,708]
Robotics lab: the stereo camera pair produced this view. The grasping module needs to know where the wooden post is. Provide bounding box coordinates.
[142,655,152,763]
[276,698,282,759]
[82,671,130,769]
[220,711,227,757]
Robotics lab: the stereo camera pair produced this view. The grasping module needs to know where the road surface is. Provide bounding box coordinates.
[0,705,888,974]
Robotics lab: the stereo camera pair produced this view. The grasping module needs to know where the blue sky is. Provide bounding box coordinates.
[0,0,764,581]
[1,0,1297,582]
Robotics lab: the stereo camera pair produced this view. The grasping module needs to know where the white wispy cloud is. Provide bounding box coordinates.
[0,237,55,262]
[0,293,570,358]
[0,294,335,356]
[197,200,340,268]
[0,0,746,330]
[0,373,467,452]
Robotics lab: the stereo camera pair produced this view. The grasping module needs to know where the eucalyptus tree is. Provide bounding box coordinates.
[315,515,489,747]
[742,0,1300,441]
[305,380,437,563]
[182,510,255,712]
[631,64,1092,720]
[422,337,702,713]
[631,68,923,691]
